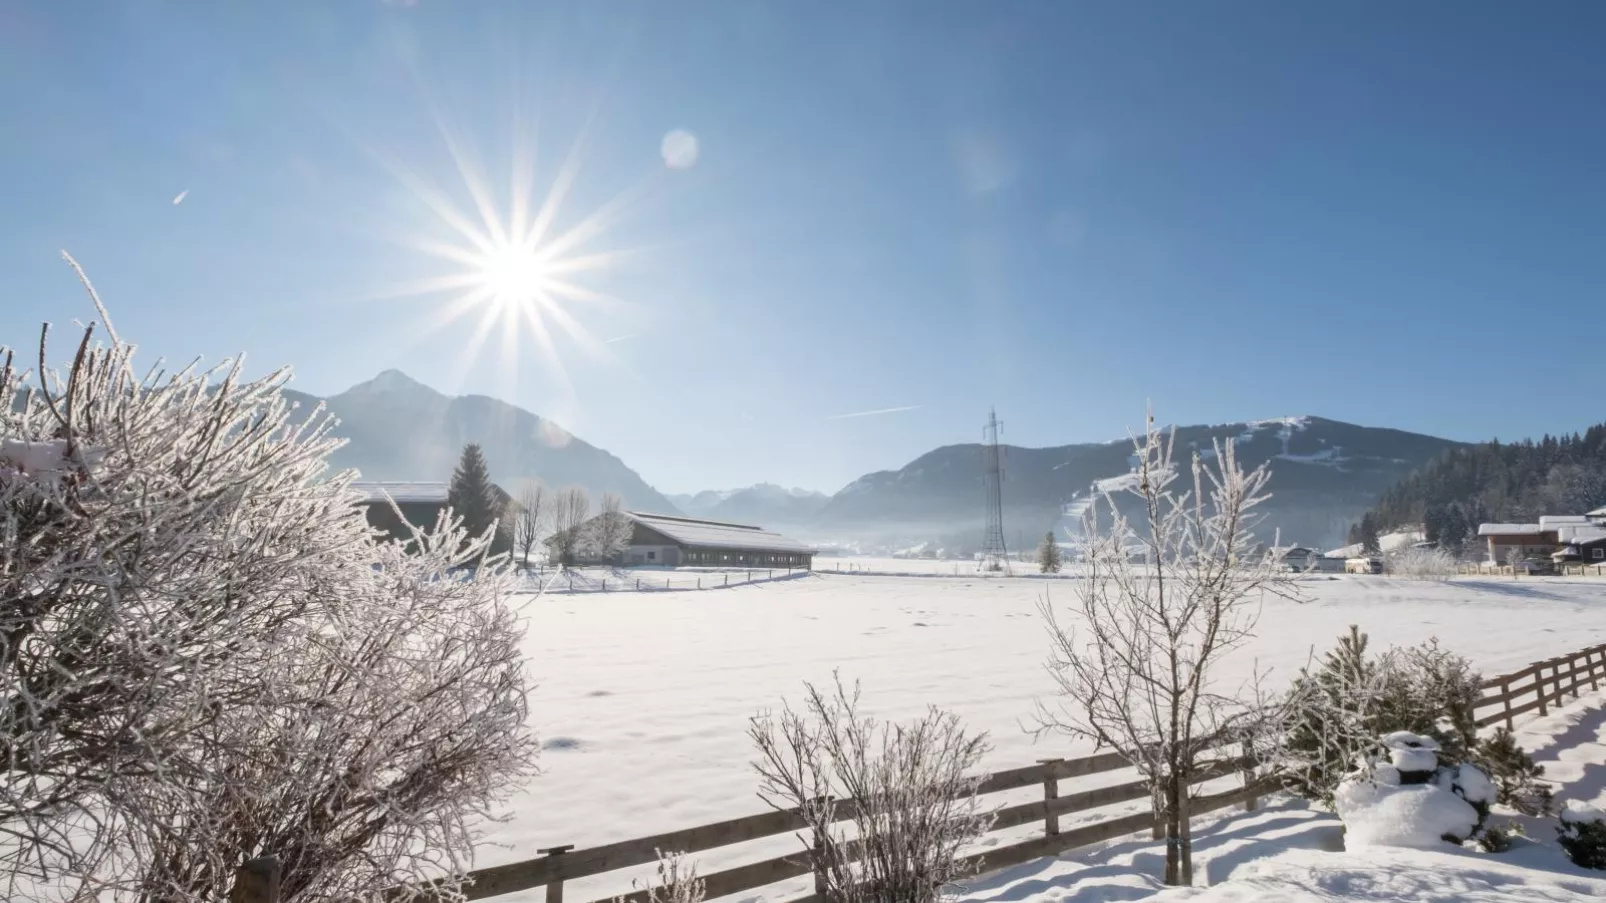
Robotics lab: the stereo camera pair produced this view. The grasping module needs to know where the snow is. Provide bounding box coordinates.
[1561,800,1605,826]
[1334,781,1478,849]
[489,573,1606,902]
[1479,523,1549,536]
[352,480,449,504]
[1448,763,1496,806]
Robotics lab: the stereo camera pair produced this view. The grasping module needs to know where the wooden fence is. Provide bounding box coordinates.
[1475,642,1606,731]
[229,639,1606,903]
[1458,562,1606,577]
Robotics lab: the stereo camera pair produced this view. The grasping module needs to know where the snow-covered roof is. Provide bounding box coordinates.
[1477,523,1547,536]
[1589,505,1606,518]
[353,481,450,504]
[1539,516,1592,528]
[1325,543,1364,559]
[1559,526,1606,545]
[629,512,815,554]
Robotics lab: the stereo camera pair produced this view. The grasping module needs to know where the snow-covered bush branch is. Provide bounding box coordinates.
[1,265,536,901]
[749,674,992,903]
[1035,408,1298,886]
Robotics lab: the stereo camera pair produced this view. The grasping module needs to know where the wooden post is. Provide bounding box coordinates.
[1038,758,1062,837]
[230,856,280,903]
[1592,647,1604,692]
[537,845,574,903]
[1535,663,1548,716]
[1241,742,1259,812]
[1500,676,1514,731]
[697,578,702,590]
[724,573,729,587]
[636,578,641,590]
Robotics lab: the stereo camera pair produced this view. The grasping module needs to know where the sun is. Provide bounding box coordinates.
[478,243,551,305]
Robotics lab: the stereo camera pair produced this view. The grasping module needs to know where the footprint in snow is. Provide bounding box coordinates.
[543,737,584,752]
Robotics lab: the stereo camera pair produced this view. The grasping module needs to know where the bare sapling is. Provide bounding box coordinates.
[516,482,548,569]
[614,850,706,903]
[1035,408,1298,886]
[749,674,993,903]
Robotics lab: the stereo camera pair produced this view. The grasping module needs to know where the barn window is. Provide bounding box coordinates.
[648,550,656,561]
[1594,548,1604,560]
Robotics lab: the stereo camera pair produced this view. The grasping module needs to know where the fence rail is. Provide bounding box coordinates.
[1458,562,1606,577]
[369,638,1606,903]
[522,567,811,595]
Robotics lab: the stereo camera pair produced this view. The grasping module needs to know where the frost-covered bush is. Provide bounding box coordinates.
[1334,731,1493,849]
[1559,801,1606,870]
[750,675,993,903]
[1385,546,1458,580]
[1477,820,1522,853]
[1,275,536,901]
[617,851,706,903]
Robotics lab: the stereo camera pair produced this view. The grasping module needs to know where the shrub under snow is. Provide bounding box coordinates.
[1335,731,1493,850]
[1559,801,1606,870]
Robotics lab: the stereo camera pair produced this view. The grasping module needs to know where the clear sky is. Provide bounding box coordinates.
[2,2,1603,495]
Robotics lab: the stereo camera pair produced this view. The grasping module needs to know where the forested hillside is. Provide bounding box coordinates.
[1357,423,1606,552]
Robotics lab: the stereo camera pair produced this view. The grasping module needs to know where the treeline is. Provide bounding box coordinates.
[1352,423,1606,553]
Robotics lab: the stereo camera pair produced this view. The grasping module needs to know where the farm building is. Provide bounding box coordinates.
[353,481,450,542]
[551,511,815,568]
[1552,527,1606,565]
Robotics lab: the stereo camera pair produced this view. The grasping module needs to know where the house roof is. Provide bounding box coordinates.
[1477,523,1549,536]
[353,481,449,504]
[1590,505,1606,518]
[1539,515,1593,528]
[1559,526,1606,546]
[629,511,815,554]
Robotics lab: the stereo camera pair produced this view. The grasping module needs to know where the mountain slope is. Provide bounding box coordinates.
[284,370,679,513]
[811,416,1464,553]
[667,484,829,528]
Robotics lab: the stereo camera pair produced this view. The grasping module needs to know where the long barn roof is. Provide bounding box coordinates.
[629,511,815,554]
[353,481,449,504]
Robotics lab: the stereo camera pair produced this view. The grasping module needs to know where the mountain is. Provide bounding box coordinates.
[1357,423,1606,552]
[666,484,830,528]
[283,370,679,513]
[810,416,1465,554]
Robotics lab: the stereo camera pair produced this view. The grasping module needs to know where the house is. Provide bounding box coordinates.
[353,481,450,543]
[1588,505,1606,527]
[353,480,512,550]
[549,511,816,569]
[1277,547,1320,571]
[1552,526,1606,566]
[1476,523,1560,564]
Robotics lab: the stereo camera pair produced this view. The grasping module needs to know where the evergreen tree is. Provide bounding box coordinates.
[448,443,502,547]
[1037,531,1062,573]
[1357,513,1381,555]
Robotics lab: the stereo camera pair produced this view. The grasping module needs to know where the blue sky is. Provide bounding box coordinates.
[2,2,1603,494]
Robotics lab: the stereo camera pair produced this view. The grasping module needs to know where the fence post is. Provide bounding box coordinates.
[724,573,729,587]
[1038,758,1062,837]
[230,856,280,903]
[1241,742,1259,812]
[1534,663,1548,716]
[1500,676,1514,731]
[665,578,670,590]
[536,846,574,903]
[602,579,607,592]
[1593,647,1604,692]
[636,578,641,590]
[697,578,702,590]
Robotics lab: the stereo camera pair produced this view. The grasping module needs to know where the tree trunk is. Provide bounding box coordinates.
[1163,763,1182,885]
[1177,766,1194,885]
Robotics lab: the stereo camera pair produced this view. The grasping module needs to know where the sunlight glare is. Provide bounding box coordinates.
[480,243,550,303]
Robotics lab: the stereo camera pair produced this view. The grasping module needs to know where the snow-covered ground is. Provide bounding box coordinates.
[489,573,1606,902]
[813,556,1069,577]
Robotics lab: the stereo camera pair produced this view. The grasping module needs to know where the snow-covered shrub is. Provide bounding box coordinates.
[1477,820,1523,853]
[1384,546,1458,580]
[1474,727,1554,816]
[749,674,993,903]
[1,277,535,901]
[1558,801,1606,870]
[1334,731,1493,849]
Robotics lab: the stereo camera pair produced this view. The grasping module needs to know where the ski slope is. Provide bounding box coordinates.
[488,573,1606,902]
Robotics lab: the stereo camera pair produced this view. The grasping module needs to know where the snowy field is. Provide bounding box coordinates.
[814,556,1078,577]
[486,573,1606,902]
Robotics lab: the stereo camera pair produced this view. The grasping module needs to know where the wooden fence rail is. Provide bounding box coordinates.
[380,639,1606,903]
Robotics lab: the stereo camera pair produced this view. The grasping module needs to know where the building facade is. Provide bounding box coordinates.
[353,481,450,544]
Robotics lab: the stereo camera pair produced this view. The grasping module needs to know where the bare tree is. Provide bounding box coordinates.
[1035,408,1297,886]
[549,486,591,566]
[0,262,536,902]
[750,675,993,903]
[515,482,549,569]
[590,491,635,566]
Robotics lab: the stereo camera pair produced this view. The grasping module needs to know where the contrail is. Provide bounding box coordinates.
[171,190,188,205]
[827,405,921,420]
[604,333,635,344]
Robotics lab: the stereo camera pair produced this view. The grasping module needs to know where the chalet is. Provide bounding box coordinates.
[353,481,450,543]
[549,511,815,569]
[1589,505,1606,526]
[1477,523,1559,564]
